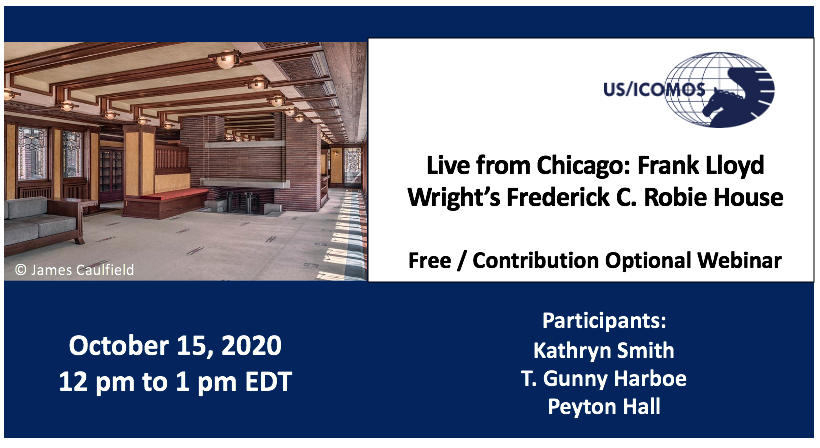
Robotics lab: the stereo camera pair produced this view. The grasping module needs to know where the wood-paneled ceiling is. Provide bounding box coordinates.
[4,42,367,143]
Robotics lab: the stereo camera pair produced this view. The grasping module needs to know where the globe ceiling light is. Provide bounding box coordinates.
[4,88,21,101]
[162,122,174,130]
[283,106,296,117]
[268,95,285,107]
[137,116,151,125]
[210,50,242,70]
[58,101,78,112]
[225,133,235,141]
[293,113,306,123]
[101,110,120,120]
[248,77,269,91]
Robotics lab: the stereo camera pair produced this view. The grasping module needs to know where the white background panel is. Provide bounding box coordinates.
[369,39,813,281]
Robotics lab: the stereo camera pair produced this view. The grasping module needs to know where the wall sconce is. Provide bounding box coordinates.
[137,116,151,125]
[208,50,242,70]
[247,77,269,91]
[162,122,174,130]
[57,101,78,112]
[293,113,306,123]
[268,95,285,107]
[4,88,21,101]
[101,110,120,120]
[283,106,296,117]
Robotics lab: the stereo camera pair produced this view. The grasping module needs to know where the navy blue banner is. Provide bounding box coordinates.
[3,282,813,437]
[2,6,814,40]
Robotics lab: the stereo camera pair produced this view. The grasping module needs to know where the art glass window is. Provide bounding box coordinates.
[17,127,48,181]
[63,130,83,178]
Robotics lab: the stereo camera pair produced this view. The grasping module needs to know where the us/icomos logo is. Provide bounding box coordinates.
[604,52,775,128]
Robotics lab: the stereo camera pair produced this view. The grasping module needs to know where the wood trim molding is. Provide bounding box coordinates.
[5,42,184,75]
[239,43,323,63]
[164,103,275,116]
[53,59,243,92]
[4,114,100,133]
[9,74,53,95]
[288,95,338,104]
[50,43,326,93]
[133,90,285,109]
[102,76,331,102]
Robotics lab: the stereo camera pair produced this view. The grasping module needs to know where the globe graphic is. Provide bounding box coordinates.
[665,52,768,127]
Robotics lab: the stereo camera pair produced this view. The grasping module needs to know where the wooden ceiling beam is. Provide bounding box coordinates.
[103,76,330,102]
[164,103,275,115]
[103,76,259,101]
[225,117,277,122]
[54,59,242,91]
[297,108,340,113]
[136,90,284,109]
[177,110,276,119]
[225,122,276,127]
[289,95,337,104]
[170,98,339,117]
[53,44,326,92]
[5,42,184,74]
[239,43,323,63]
[135,85,336,110]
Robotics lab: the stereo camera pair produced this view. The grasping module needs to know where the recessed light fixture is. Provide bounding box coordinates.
[268,95,285,107]
[4,88,21,101]
[208,50,242,70]
[57,101,78,112]
[247,77,269,91]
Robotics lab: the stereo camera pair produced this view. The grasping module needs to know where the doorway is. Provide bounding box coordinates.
[99,147,123,202]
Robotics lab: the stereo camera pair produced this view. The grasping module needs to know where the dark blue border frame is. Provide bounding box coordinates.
[2,5,816,439]
[2,6,814,41]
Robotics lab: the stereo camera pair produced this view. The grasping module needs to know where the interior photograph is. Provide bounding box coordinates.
[4,42,367,281]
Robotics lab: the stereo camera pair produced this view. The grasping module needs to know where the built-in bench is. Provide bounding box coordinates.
[122,188,209,220]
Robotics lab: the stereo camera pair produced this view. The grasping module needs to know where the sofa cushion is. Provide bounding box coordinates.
[7,197,48,219]
[4,220,39,246]
[17,214,77,238]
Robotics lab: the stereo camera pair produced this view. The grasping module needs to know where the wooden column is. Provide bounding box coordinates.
[90,132,100,201]
[52,128,62,198]
[123,125,156,197]
[330,146,343,186]
[5,124,15,200]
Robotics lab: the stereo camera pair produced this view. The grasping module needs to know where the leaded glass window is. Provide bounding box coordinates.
[63,130,83,178]
[17,127,48,181]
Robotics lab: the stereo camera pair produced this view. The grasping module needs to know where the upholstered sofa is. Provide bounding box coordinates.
[4,197,84,257]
